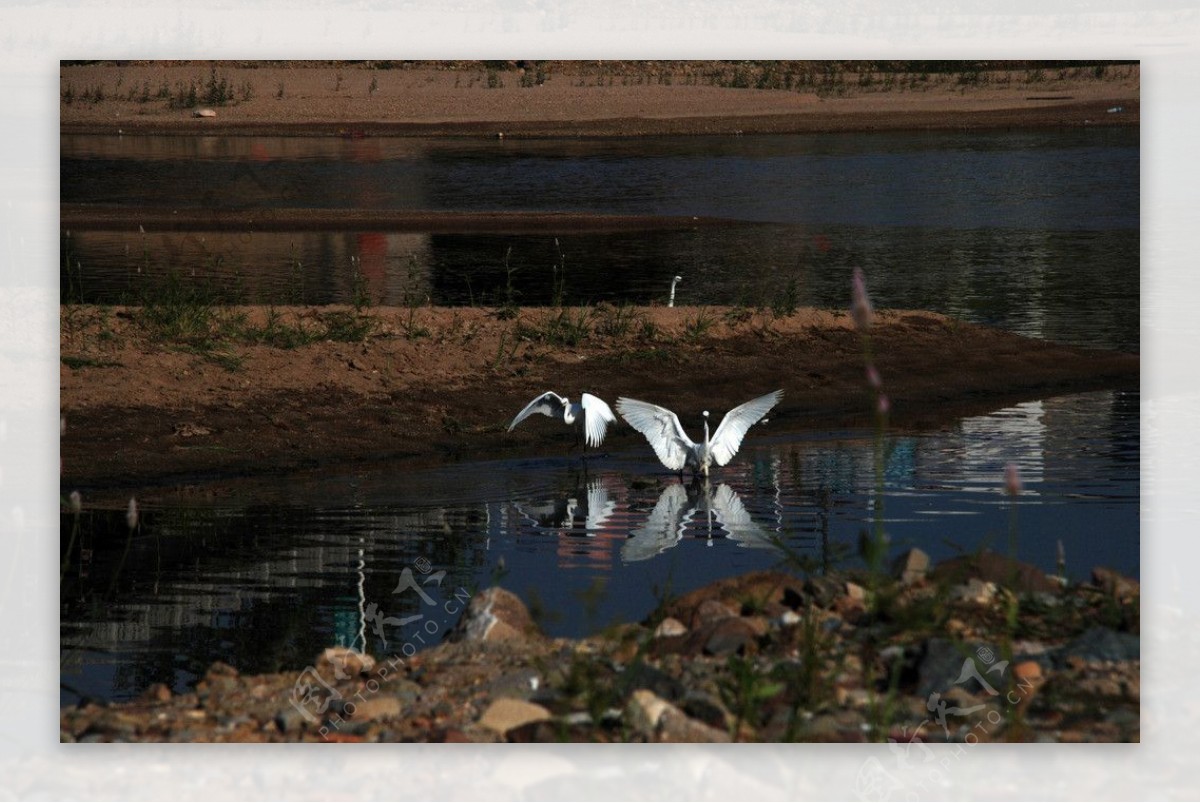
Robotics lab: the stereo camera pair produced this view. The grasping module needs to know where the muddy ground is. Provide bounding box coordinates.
[60,304,1139,502]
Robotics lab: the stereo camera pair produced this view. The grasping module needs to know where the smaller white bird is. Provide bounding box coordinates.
[508,391,617,453]
[617,389,783,477]
[668,275,683,307]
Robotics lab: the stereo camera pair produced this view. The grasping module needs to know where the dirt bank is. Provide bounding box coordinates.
[59,61,1139,137]
[59,304,1139,500]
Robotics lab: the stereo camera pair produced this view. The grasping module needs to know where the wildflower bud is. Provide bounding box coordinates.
[1004,463,1022,496]
[866,364,883,390]
[851,267,874,330]
[126,497,139,530]
[69,490,82,514]
[876,394,890,416]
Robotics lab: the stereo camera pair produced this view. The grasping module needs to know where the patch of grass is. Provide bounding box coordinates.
[135,272,227,346]
[563,651,621,726]
[349,256,374,311]
[776,611,838,740]
[771,276,801,318]
[517,308,592,348]
[722,305,753,327]
[241,307,319,349]
[319,310,378,343]
[61,355,122,369]
[550,238,567,307]
[718,655,784,741]
[637,318,662,342]
[607,347,671,367]
[682,308,717,342]
[593,303,641,339]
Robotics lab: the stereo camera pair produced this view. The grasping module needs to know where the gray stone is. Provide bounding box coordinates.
[274,707,309,734]
[618,662,684,701]
[1053,627,1140,666]
[916,638,1006,699]
[486,669,542,700]
[680,691,732,731]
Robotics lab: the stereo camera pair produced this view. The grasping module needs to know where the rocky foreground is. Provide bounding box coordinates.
[60,551,1139,744]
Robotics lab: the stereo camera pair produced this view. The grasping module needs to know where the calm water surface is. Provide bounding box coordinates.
[61,390,1139,704]
[61,128,1139,351]
[59,128,1139,704]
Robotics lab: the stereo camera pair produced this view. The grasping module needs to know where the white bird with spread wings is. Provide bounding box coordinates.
[507,391,617,453]
[616,390,783,477]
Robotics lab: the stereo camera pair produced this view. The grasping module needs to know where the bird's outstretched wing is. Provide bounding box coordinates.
[616,397,694,471]
[708,483,774,548]
[508,391,569,432]
[709,389,784,467]
[622,482,693,562]
[580,392,617,448]
[584,479,618,531]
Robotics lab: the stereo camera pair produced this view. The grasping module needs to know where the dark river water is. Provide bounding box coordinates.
[62,128,1138,350]
[59,128,1139,704]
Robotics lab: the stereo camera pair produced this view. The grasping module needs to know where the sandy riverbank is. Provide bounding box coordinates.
[59,61,1139,136]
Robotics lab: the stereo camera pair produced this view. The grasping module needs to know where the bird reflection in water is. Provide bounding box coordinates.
[511,473,789,569]
[621,479,778,563]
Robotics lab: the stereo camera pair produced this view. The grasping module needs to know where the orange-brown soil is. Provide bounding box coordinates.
[60,304,1138,501]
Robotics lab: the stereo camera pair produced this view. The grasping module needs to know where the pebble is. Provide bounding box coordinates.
[451,587,541,643]
[659,707,731,743]
[702,617,758,656]
[626,689,671,734]
[695,598,738,624]
[319,646,374,679]
[478,698,551,736]
[953,578,997,606]
[1092,567,1139,601]
[1012,660,1044,685]
[349,696,403,722]
[626,689,731,742]
[778,610,802,628]
[143,683,172,703]
[892,547,931,585]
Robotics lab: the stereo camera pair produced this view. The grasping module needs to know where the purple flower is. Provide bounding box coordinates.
[1004,463,1022,496]
[851,267,874,331]
[866,364,883,390]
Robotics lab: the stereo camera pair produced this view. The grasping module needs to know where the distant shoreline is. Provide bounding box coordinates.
[59,62,1139,138]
